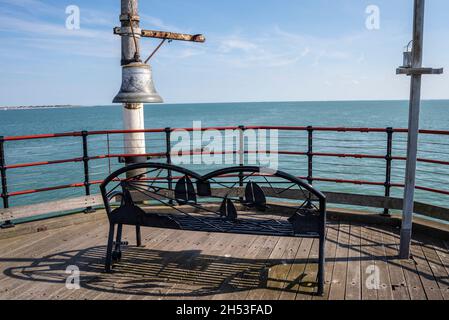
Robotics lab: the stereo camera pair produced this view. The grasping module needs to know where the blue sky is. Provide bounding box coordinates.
[0,0,448,106]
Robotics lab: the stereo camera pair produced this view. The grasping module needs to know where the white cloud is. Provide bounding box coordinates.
[218,38,259,53]
[140,14,185,33]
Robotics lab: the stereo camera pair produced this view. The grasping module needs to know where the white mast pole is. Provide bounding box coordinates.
[121,0,146,174]
[399,0,425,259]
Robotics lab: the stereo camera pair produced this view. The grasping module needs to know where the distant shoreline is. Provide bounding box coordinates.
[0,105,78,111]
[1,99,448,111]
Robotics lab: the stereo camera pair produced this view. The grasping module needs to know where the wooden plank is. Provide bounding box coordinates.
[259,237,302,300]
[410,238,444,300]
[312,221,339,300]
[388,226,427,300]
[104,230,214,300]
[0,220,105,282]
[209,235,271,300]
[429,239,449,300]
[258,236,303,300]
[328,223,350,300]
[0,195,104,222]
[56,227,179,300]
[420,239,449,300]
[197,234,265,300]
[87,228,200,300]
[380,228,410,300]
[245,237,295,300]
[2,187,449,226]
[140,29,206,42]
[344,223,361,300]
[370,226,393,300]
[295,238,319,300]
[0,226,61,256]
[262,188,449,222]
[277,233,314,300]
[162,231,243,300]
[0,220,108,299]
[0,209,108,241]
[360,226,378,300]
[236,236,281,300]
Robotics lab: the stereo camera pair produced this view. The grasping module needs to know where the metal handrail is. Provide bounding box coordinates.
[1,126,449,225]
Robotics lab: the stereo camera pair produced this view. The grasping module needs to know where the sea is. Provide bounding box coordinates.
[1,100,449,218]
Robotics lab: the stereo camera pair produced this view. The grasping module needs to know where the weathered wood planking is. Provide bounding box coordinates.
[312,221,339,301]
[360,226,378,300]
[170,232,250,301]
[328,223,350,300]
[91,186,449,222]
[344,223,362,300]
[380,228,410,300]
[419,239,449,300]
[410,239,444,300]
[219,187,449,222]
[238,236,281,300]
[388,226,427,300]
[259,237,302,300]
[370,226,394,300]
[2,187,449,228]
[0,222,107,299]
[0,195,104,223]
[295,238,319,300]
[207,235,271,300]
[1,216,449,300]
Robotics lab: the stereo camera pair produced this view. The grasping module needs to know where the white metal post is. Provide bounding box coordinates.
[121,0,146,174]
[399,0,425,259]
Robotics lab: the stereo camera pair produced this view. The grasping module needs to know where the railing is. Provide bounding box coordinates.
[1,126,449,227]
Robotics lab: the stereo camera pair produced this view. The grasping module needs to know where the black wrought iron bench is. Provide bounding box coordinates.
[100,163,327,295]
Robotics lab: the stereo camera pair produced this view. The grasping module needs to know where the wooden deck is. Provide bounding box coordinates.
[0,214,448,300]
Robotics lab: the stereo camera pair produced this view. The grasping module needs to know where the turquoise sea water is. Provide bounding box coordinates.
[1,100,449,213]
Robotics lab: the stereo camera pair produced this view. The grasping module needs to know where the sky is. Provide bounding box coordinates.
[0,0,448,106]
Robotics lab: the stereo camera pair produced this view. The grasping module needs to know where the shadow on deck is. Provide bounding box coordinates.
[2,245,323,298]
[0,220,448,300]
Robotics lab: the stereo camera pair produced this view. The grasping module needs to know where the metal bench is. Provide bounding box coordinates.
[100,163,327,295]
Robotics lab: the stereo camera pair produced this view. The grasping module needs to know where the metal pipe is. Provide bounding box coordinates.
[238,126,245,192]
[165,127,173,205]
[7,126,449,142]
[400,0,425,259]
[0,136,10,211]
[82,131,95,213]
[307,126,314,186]
[383,127,393,216]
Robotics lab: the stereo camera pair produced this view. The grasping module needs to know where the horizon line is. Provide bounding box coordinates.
[3,98,449,109]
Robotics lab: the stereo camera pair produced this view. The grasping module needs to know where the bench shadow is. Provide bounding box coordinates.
[1,246,320,298]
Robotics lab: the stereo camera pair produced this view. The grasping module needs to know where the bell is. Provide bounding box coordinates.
[113,62,163,104]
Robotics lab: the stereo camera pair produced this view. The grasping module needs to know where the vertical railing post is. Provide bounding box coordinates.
[82,131,95,214]
[306,126,314,207]
[0,136,8,209]
[238,125,245,185]
[0,136,14,228]
[382,127,394,216]
[238,126,245,201]
[165,127,174,204]
[307,126,314,186]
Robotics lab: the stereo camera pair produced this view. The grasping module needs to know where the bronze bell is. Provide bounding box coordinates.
[113,62,163,104]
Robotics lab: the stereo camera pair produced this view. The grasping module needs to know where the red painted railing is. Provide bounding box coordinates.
[1,126,449,213]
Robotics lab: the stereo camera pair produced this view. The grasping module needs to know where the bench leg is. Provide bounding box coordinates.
[113,224,123,262]
[105,223,115,273]
[136,225,142,247]
[317,236,326,296]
